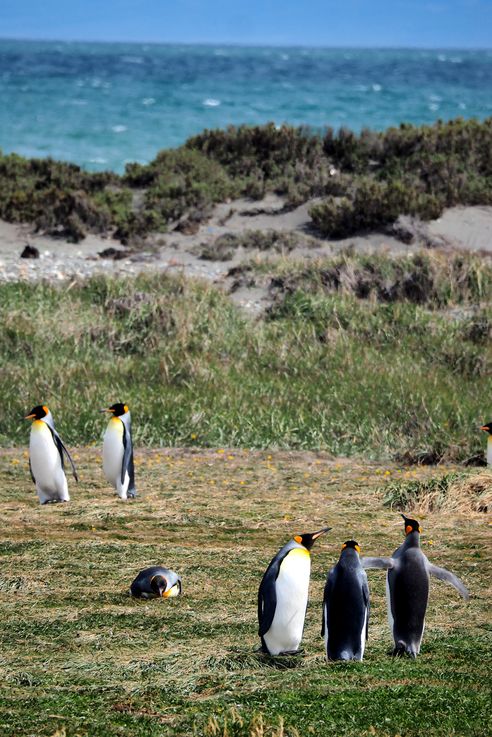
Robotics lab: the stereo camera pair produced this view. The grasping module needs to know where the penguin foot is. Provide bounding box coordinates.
[278,649,304,657]
[392,644,417,659]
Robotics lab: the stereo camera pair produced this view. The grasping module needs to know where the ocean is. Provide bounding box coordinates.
[1,40,491,173]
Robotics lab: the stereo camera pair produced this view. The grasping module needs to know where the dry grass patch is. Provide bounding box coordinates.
[382,469,492,515]
[0,448,490,737]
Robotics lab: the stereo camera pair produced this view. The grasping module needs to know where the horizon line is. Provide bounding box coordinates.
[0,36,491,52]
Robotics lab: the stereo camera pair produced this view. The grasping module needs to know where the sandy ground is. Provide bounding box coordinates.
[1,198,491,314]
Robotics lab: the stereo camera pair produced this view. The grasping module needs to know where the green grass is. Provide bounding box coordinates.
[0,252,491,463]
[0,449,489,737]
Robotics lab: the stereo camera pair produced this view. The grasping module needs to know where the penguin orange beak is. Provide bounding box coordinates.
[481,426,488,432]
[311,527,332,540]
[99,408,114,413]
[24,413,36,420]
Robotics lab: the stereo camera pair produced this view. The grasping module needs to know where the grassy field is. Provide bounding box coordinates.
[0,448,490,737]
[1,251,491,463]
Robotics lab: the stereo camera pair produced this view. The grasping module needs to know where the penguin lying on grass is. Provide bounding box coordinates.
[363,515,469,658]
[322,540,369,661]
[100,403,136,500]
[130,566,182,599]
[25,404,78,504]
[480,422,492,466]
[258,527,331,656]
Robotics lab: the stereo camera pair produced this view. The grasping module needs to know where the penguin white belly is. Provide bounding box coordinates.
[264,549,310,655]
[30,421,68,502]
[487,438,492,467]
[103,419,124,490]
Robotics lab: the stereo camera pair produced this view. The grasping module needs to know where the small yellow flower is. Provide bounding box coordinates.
[384,470,391,476]
[191,433,197,440]
[217,449,225,454]
[11,459,19,465]
[227,455,234,460]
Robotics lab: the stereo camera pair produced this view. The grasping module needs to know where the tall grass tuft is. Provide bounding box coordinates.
[1,252,490,462]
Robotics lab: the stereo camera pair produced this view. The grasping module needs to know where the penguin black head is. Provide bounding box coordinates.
[100,402,129,417]
[25,405,49,420]
[481,422,492,436]
[293,527,331,550]
[401,514,421,535]
[341,539,361,553]
[150,575,168,597]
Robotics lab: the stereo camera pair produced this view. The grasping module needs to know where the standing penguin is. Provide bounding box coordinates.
[25,404,78,504]
[322,540,369,662]
[130,566,182,599]
[363,515,469,657]
[100,402,136,499]
[480,422,492,466]
[258,527,331,655]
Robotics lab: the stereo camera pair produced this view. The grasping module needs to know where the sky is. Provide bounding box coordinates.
[0,0,491,48]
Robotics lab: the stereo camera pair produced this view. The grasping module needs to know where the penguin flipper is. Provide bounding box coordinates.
[361,557,395,570]
[49,427,79,482]
[428,564,469,600]
[362,576,370,640]
[29,457,35,484]
[122,422,136,496]
[257,559,281,637]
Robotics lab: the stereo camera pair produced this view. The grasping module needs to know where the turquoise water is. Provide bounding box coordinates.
[1,40,491,173]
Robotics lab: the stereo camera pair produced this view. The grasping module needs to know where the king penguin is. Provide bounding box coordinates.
[130,566,182,599]
[322,540,369,662]
[100,402,136,499]
[258,527,331,655]
[25,404,78,504]
[480,422,492,466]
[362,514,469,657]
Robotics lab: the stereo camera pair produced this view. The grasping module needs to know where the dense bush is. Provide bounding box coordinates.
[310,178,444,237]
[1,117,492,241]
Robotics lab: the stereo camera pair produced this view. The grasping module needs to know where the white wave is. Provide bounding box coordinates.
[111,125,127,133]
[203,98,221,107]
[69,99,88,106]
[459,102,467,109]
[89,157,107,164]
[372,84,382,92]
[429,103,439,111]
[438,54,447,62]
[429,94,442,102]
[121,56,144,64]
[142,97,156,106]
